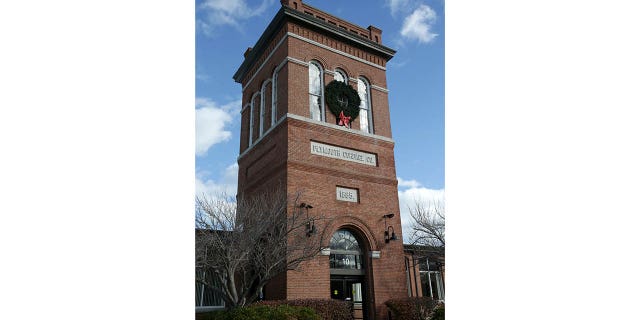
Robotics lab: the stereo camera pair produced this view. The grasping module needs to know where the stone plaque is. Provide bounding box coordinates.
[310,141,377,166]
[336,186,358,203]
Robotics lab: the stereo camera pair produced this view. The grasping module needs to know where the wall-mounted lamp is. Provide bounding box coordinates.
[300,203,316,237]
[383,213,398,243]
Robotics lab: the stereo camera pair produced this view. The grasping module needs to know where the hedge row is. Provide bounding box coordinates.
[431,306,445,320]
[256,299,353,320]
[385,297,444,320]
[198,304,320,320]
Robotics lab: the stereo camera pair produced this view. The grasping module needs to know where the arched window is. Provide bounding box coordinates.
[357,77,373,133]
[260,79,272,136]
[334,68,347,83]
[271,69,278,126]
[250,92,261,145]
[308,61,324,121]
[330,229,364,270]
[242,103,250,149]
[249,97,255,146]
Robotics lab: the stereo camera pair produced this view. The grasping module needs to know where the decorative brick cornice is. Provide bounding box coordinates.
[284,7,394,58]
[234,6,395,84]
[288,32,386,71]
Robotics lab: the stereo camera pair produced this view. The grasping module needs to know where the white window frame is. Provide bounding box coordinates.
[196,268,225,310]
[308,61,325,122]
[420,269,445,301]
[260,79,272,136]
[270,58,288,126]
[271,70,278,126]
[357,77,373,133]
[249,91,260,145]
[334,68,348,83]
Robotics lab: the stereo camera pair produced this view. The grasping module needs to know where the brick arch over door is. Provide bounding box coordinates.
[322,215,381,252]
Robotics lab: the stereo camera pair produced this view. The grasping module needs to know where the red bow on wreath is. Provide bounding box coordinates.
[338,111,351,128]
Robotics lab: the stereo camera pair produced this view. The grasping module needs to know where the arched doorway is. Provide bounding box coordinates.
[329,229,369,320]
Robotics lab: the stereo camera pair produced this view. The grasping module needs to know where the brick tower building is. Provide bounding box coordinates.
[233,1,404,319]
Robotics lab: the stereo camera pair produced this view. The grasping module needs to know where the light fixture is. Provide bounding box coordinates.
[300,203,316,237]
[384,226,397,243]
[383,213,398,243]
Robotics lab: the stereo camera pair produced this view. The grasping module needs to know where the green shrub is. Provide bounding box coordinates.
[201,304,320,320]
[195,310,223,320]
[431,306,445,320]
[385,297,443,320]
[256,299,353,320]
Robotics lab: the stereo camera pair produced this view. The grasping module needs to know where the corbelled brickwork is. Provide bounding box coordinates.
[234,1,404,319]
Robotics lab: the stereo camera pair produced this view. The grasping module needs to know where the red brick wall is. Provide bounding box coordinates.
[281,114,405,319]
[265,271,288,301]
[237,119,288,194]
[285,34,391,138]
[285,61,309,119]
[235,4,404,319]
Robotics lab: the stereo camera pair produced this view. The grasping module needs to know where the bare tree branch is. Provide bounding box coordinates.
[195,187,326,309]
[409,198,445,250]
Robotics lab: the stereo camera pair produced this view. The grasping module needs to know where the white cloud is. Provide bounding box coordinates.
[195,164,238,226]
[198,0,275,35]
[387,60,408,68]
[196,163,239,200]
[397,177,422,189]
[400,4,438,44]
[196,73,209,82]
[195,97,240,157]
[397,178,444,243]
[385,0,412,16]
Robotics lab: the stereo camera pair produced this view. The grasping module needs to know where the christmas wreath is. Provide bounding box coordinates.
[325,80,361,127]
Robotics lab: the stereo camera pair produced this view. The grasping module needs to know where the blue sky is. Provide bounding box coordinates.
[195,0,445,237]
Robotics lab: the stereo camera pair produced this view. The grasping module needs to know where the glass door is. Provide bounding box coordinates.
[330,276,365,319]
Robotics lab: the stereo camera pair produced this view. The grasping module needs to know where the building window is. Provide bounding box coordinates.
[329,229,363,270]
[308,61,324,121]
[420,271,445,301]
[241,104,250,149]
[260,79,271,136]
[357,77,373,133]
[249,92,261,145]
[249,96,254,146]
[196,268,225,309]
[334,68,347,84]
[272,70,278,125]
